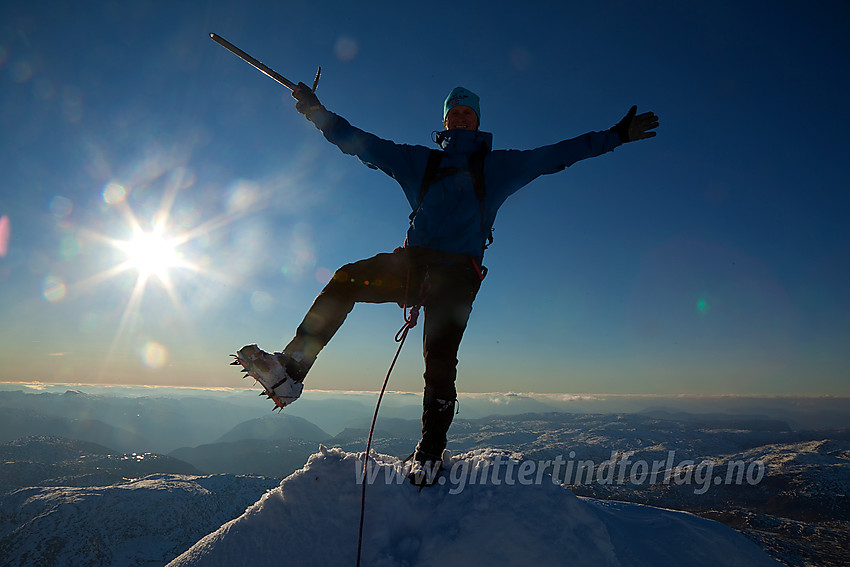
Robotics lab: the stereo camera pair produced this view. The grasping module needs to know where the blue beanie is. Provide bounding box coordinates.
[444,86,480,123]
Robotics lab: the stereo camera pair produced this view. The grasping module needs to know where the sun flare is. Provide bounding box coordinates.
[76,166,272,379]
[117,228,183,281]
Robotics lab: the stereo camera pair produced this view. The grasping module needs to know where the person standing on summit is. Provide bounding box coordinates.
[234,84,659,485]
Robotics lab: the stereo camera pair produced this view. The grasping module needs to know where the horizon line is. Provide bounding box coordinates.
[1,381,848,399]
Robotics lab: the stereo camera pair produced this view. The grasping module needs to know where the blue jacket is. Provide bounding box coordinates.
[308,109,623,261]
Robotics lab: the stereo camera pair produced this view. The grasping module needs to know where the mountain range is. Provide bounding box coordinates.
[0,387,847,566]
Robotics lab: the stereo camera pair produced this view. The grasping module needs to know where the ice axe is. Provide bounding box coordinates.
[209,33,321,92]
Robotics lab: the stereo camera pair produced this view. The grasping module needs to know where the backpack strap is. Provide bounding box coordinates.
[468,146,493,250]
[410,149,444,221]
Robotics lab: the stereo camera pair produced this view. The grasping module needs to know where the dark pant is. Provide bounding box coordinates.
[283,246,482,460]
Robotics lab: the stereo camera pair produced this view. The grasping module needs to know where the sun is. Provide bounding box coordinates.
[71,156,273,379]
[73,204,199,376]
[116,227,183,283]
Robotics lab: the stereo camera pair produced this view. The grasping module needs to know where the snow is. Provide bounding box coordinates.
[0,473,280,566]
[168,447,780,567]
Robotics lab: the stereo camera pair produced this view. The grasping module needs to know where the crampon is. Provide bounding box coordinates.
[231,344,303,410]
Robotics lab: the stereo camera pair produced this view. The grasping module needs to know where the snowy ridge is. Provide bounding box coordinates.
[168,447,779,567]
[0,473,280,566]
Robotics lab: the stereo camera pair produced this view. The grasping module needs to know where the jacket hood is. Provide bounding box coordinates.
[434,129,493,153]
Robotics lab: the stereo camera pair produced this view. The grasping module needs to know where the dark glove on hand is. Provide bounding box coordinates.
[612,105,659,143]
[292,82,324,118]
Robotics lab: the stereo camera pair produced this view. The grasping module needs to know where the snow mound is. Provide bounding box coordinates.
[168,447,779,567]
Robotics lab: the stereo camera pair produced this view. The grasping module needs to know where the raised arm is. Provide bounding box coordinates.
[489,106,660,202]
[291,83,429,199]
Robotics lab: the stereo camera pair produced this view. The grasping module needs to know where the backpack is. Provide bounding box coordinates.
[409,147,494,250]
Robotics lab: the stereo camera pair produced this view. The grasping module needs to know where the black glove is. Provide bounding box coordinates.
[612,105,659,143]
[292,82,324,118]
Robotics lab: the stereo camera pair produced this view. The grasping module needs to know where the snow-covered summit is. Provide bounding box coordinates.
[168,447,780,567]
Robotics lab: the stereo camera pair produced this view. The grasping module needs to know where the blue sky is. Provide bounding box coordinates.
[1,0,848,395]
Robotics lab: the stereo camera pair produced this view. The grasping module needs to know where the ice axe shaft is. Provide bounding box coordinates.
[210,33,320,92]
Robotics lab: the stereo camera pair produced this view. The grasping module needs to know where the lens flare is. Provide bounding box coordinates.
[43,275,67,303]
[250,290,274,313]
[334,36,359,62]
[10,60,33,83]
[140,341,168,369]
[102,182,127,205]
[59,235,81,260]
[0,215,9,257]
[315,266,332,284]
[49,196,73,218]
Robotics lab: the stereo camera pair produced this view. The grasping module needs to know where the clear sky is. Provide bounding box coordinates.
[1,1,848,395]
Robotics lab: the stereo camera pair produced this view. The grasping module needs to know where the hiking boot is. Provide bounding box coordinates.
[408,458,443,488]
[232,344,307,409]
[408,447,445,488]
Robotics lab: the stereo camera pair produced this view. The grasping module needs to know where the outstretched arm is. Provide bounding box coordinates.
[489,107,659,203]
[290,83,430,196]
[611,105,659,143]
